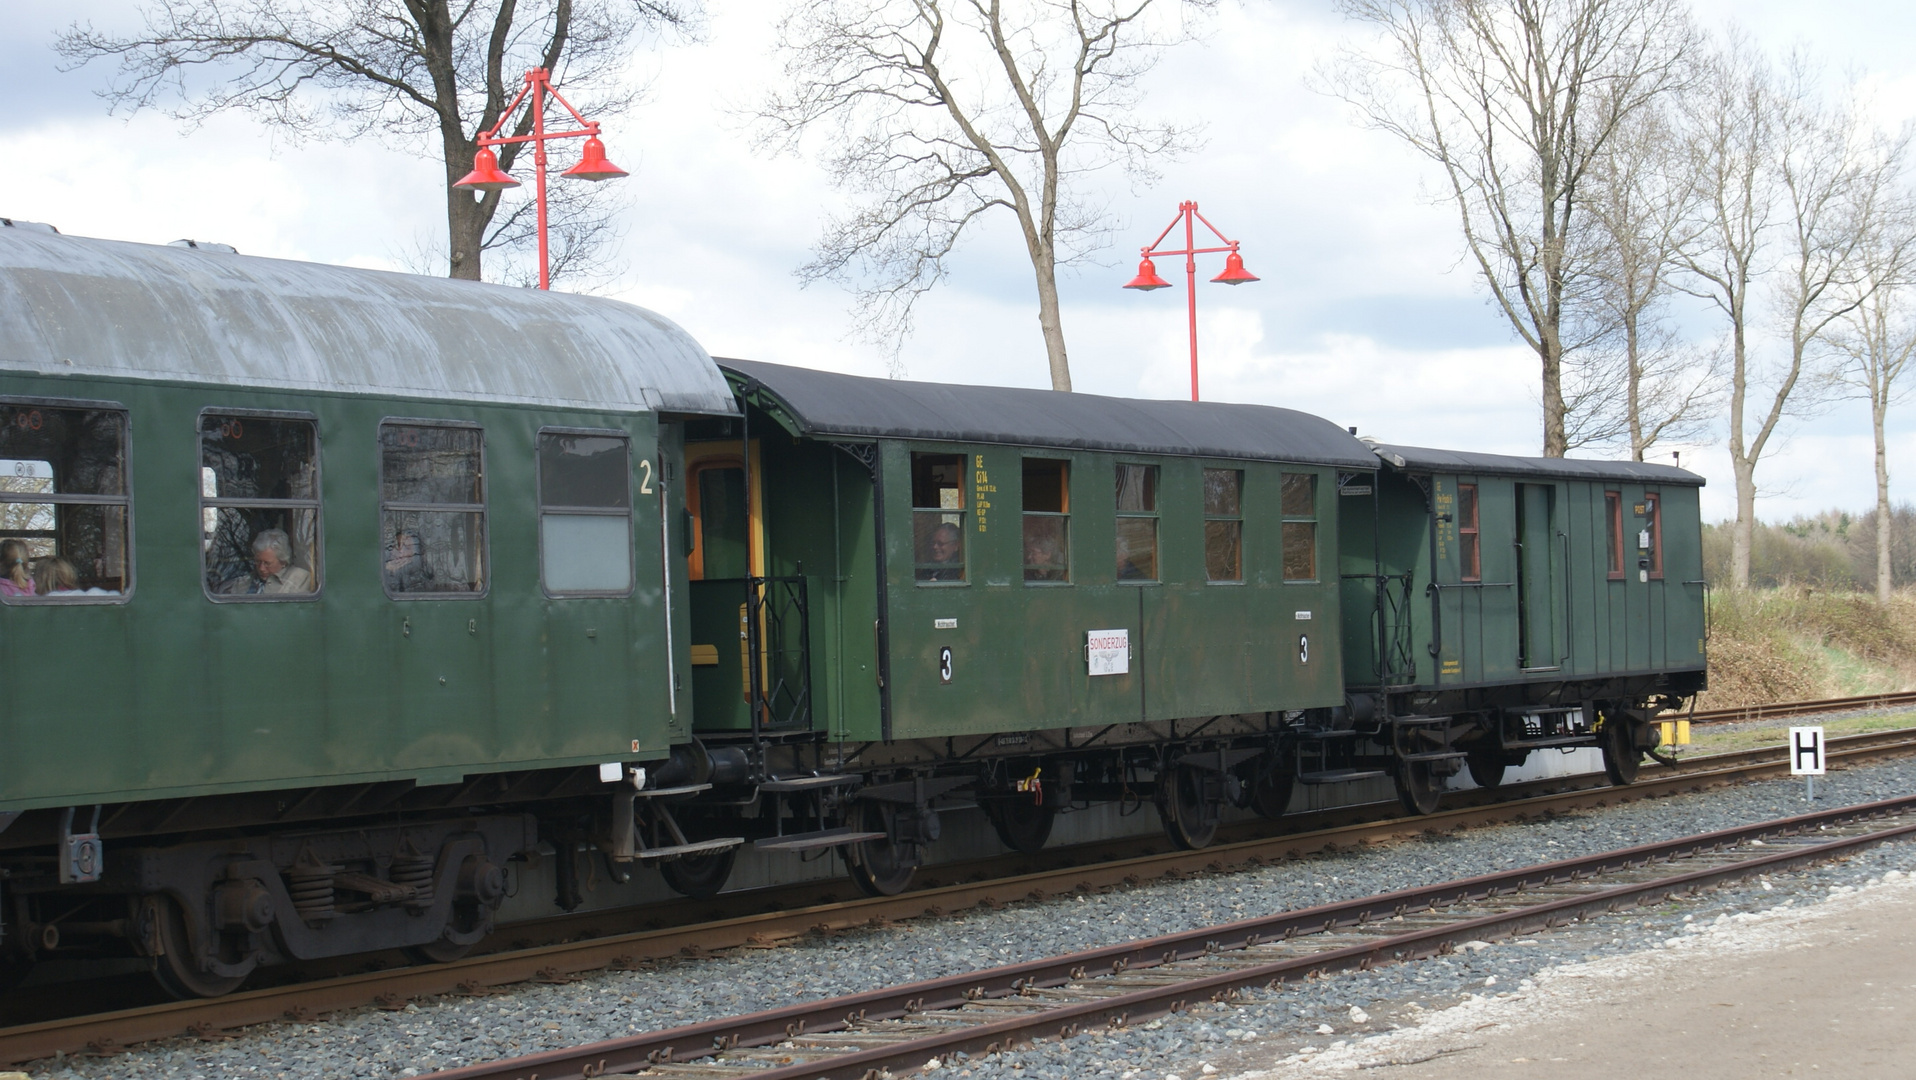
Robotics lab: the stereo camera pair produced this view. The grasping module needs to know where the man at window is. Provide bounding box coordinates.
[922,522,964,581]
[225,529,312,595]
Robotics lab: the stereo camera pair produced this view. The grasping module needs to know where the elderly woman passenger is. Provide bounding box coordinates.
[231,528,312,595]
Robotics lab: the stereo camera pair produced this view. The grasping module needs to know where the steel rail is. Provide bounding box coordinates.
[1688,691,1916,725]
[420,795,1916,1080]
[5,727,1913,1066]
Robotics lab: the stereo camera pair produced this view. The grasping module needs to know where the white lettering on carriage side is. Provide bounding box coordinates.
[934,618,957,629]
[1086,629,1129,676]
[1294,610,1312,620]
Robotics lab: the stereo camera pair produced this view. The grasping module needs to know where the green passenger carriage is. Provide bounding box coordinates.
[0,223,733,994]
[1331,445,1708,812]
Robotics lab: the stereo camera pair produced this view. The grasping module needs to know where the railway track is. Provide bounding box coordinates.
[1687,690,1916,724]
[5,722,1915,1067]
[423,793,1916,1080]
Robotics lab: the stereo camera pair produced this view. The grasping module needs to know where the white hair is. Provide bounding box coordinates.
[251,528,293,563]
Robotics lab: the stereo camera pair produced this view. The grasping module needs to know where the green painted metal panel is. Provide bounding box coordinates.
[0,373,682,812]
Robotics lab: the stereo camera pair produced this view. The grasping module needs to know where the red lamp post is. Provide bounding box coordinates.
[453,68,629,289]
[1123,201,1259,401]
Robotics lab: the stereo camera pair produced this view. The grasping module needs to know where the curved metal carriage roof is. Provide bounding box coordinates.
[0,226,736,416]
[1370,443,1705,486]
[719,357,1378,468]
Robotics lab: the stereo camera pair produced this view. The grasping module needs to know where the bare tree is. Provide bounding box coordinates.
[1579,100,1716,459]
[758,0,1208,389]
[1830,154,1916,602]
[1328,0,1693,456]
[1684,45,1884,587]
[57,0,695,286]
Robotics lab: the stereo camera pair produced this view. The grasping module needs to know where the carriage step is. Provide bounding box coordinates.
[1399,750,1468,763]
[1388,715,1447,727]
[636,836,744,860]
[1296,768,1387,785]
[1173,747,1264,771]
[758,775,862,793]
[635,783,713,799]
[754,827,889,853]
[1295,728,1359,741]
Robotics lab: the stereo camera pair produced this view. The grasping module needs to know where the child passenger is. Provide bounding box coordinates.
[0,539,34,596]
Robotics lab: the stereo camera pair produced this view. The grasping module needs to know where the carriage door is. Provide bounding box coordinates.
[1516,483,1560,671]
[685,441,763,733]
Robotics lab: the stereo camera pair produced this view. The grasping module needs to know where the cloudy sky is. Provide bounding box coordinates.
[7,0,1916,523]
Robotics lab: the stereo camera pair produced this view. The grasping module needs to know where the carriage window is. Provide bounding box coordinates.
[1280,472,1317,582]
[1115,463,1158,582]
[1458,483,1481,583]
[539,431,632,596]
[912,452,966,583]
[0,403,130,601]
[1203,468,1242,583]
[1606,491,1624,579]
[200,413,320,599]
[1643,491,1663,578]
[1022,458,1069,583]
[690,462,749,580]
[380,422,486,597]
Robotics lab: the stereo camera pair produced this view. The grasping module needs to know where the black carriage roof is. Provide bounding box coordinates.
[0,223,736,416]
[717,358,1379,469]
[1370,443,1705,486]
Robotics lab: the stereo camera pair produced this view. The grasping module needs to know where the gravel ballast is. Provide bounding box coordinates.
[24,754,1916,1080]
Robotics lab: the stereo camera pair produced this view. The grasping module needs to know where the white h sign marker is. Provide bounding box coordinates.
[1789,726,1826,776]
[1790,725,1826,802]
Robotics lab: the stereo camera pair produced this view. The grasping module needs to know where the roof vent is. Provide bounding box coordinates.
[170,239,238,254]
[1,218,60,234]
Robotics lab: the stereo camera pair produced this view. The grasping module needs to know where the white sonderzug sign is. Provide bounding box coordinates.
[1086,629,1130,676]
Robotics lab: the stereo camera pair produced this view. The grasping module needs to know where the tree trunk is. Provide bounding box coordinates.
[1024,234,1071,392]
[1540,335,1567,457]
[447,188,487,282]
[1876,393,1893,603]
[1625,309,1645,460]
[1731,452,1757,588]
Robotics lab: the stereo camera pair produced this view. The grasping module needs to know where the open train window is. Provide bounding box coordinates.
[1457,482,1481,582]
[538,429,633,597]
[380,420,487,598]
[1115,463,1158,582]
[1203,468,1242,583]
[1281,472,1317,582]
[200,411,321,600]
[1643,491,1663,579]
[1606,491,1624,580]
[1022,458,1069,583]
[0,400,130,602]
[912,452,967,583]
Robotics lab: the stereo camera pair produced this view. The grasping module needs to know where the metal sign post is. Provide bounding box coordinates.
[1789,725,1826,801]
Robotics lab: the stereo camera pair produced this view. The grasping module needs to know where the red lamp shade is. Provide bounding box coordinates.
[454,147,520,191]
[562,136,629,181]
[1123,256,1172,291]
[1210,250,1259,285]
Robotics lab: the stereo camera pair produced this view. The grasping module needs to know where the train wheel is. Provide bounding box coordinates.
[659,848,738,900]
[987,797,1056,854]
[1465,750,1506,790]
[1249,756,1295,821]
[1394,760,1443,816]
[1158,763,1220,850]
[150,895,247,999]
[1601,715,1642,786]
[846,803,916,897]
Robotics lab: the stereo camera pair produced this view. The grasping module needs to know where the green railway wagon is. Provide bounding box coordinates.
[0,224,736,995]
[659,359,1380,895]
[1334,443,1707,812]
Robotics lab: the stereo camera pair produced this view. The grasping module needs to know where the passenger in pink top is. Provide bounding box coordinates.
[0,539,35,597]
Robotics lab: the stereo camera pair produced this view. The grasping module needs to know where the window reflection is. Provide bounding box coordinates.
[0,404,131,601]
[381,422,486,596]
